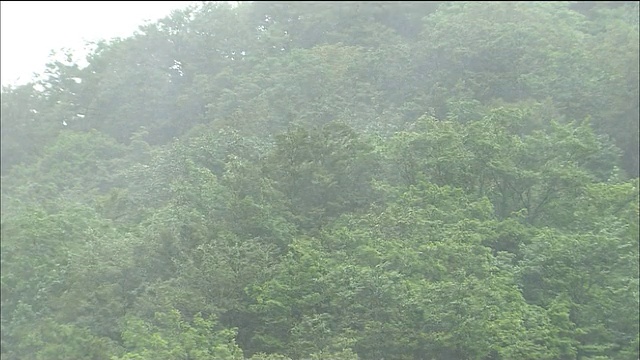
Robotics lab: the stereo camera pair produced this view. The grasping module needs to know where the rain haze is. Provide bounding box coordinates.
[1,1,197,86]
[1,2,638,359]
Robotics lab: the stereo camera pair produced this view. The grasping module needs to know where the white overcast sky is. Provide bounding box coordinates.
[1,1,198,86]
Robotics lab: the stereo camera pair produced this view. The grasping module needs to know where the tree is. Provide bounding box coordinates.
[115,310,244,360]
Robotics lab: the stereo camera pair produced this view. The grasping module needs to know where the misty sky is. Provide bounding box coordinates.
[1,1,197,86]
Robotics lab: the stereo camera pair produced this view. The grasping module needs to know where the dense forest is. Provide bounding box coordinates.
[1,1,639,359]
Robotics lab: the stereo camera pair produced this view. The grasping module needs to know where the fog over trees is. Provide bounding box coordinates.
[1,1,638,359]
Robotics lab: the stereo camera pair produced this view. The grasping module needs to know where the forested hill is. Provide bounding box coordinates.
[1,1,638,359]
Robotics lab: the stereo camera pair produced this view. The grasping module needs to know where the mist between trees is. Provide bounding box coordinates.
[1,1,639,359]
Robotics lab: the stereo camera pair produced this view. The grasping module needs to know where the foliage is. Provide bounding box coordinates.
[1,1,638,359]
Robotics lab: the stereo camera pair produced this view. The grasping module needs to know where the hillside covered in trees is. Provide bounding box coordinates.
[1,1,638,359]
